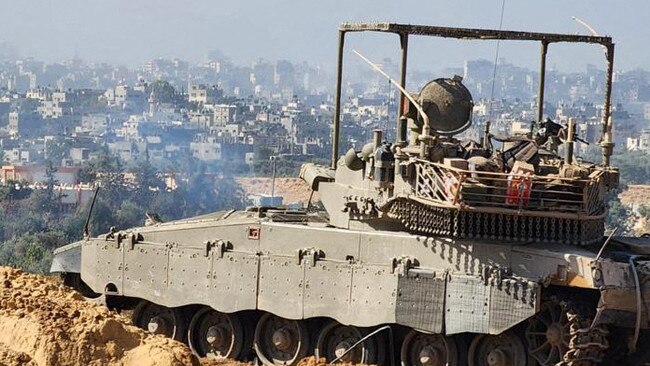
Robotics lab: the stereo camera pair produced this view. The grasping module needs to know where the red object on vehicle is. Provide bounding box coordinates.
[506,162,534,205]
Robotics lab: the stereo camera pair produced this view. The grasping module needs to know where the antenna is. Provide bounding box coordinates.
[488,0,507,119]
[572,16,607,54]
[572,16,599,36]
[571,16,612,166]
[83,185,100,239]
[352,50,430,137]
[386,78,391,140]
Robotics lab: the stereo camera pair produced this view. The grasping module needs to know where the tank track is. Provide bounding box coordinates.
[559,302,609,366]
[117,294,618,365]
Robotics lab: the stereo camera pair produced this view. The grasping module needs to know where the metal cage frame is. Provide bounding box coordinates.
[330,22,615,168]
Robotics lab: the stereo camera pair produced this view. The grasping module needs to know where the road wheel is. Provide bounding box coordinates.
[187,307,246,359]
[315,321,381,364]
[132,300,186,341]
[400,329,459,366]
[253,313,309,365]
[468,330,528,366]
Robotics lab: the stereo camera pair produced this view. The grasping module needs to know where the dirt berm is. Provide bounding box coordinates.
[0,266,204,366]
[0,267,355,366]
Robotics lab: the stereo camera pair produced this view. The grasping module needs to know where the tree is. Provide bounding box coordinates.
[0,153,252,274]
[61,214,86,242]
[612,151,650,186]
[0,180,33,201]
[132,160,165,202]
[606,195,631,233]
[45,137,73,165]
[147,80,177,104]
[115,200,145,229]
[0,231,65,273]
[42,161,63,216]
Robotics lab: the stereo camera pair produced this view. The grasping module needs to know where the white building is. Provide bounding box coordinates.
[627,129,650,153]
[190,135,222,161]
[213,104,237,126]
[189,84,223,105]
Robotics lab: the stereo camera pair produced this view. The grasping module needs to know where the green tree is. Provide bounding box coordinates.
[61,214,86,241]
[147,80,177,104]
[0,231,65,273]
[132,160,165,202]
[45,137,73,165]
[605,195,631,233]
[42,161,63,216]
[612,151,650,186]
[115,200,145,229]
[0,153,253,274]
[0,180,33,201]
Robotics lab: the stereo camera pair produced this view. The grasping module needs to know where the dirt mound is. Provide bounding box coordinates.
[296,357,367,366]
[0,343,37,366]
[0,267,200,366]
[197,356,364,366]
[296,357,330,366]
[198,359,251,366]
[0,267,368,366]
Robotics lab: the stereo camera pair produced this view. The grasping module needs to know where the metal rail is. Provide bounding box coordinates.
[331,22,616,168]
[339,22,613,46]
[629,255,642,353]
[413,159,606,215]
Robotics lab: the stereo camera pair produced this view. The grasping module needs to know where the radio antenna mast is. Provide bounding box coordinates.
[488,0,507,119]
[352,50,430,135]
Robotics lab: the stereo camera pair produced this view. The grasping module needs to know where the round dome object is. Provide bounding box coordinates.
[418,76,473,135]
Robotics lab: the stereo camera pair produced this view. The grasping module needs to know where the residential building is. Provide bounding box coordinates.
[1,165,80,185]
[190,135,222,161]
[189,84,223,104]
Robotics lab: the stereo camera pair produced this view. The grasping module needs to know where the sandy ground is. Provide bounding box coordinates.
[0,266,200,366]
[0,343,38,366]
[0,267,355,366]
[199,358,332,366]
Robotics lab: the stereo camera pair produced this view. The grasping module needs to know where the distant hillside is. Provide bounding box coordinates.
[619,185,650,208]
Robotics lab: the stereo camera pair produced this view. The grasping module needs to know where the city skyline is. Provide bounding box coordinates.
[1,1,648,72]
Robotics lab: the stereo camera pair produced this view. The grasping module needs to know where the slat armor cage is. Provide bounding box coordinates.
[385,160,607,245]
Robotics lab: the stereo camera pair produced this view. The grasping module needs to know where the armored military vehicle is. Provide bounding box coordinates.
[52,23,650,366]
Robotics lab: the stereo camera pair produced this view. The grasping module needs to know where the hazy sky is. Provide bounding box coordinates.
[1,1,648,72]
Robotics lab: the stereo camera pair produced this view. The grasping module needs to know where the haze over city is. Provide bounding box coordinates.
[4,1,650,366]
[1,0,648,72]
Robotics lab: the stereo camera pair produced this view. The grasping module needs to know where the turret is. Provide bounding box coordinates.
[301,22,619,246]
